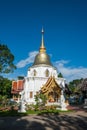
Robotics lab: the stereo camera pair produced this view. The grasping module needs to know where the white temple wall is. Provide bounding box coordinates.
[21,74,65,104]
[23,77,49,104]
[27,66,58,78]
[21,63,65,105]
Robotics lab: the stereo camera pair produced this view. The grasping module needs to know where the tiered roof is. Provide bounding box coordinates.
[41,76,61,97]
[11,80,24,94]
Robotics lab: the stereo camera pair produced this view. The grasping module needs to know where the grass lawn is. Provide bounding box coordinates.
[0,109,73,116]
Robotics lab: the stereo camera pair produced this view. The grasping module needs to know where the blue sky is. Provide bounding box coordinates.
[0,0,87,81]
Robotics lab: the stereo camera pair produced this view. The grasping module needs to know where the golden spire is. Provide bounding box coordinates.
[39,28,46,53]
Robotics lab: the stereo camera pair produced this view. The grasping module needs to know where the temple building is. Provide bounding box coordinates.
[11,28,67,112]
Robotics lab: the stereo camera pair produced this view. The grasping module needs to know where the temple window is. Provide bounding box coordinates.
[30,92,33,98]
[33,70,37,76]
[45,69,49,77]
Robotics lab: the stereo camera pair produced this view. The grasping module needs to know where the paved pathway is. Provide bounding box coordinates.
[0,110,87,130]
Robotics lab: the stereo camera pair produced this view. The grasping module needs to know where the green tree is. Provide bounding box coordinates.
[0,76,12,98]
[34,93,47,110]
[0,44,16,73]
[58,72,63,78]
[68,78,83,93]
[1,95,8,107]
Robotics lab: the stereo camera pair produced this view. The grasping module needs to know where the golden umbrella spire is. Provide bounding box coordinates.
[39,27,46,53]
[33,28,52,66]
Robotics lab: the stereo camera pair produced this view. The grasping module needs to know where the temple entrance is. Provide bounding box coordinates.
[48,91,59,102]
[41,76,61,104]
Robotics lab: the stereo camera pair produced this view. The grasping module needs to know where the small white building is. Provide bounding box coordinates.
[12,28,67,112]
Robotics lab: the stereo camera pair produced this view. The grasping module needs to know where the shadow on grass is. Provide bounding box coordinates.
[0,109,76,116]
[0,109,27,117]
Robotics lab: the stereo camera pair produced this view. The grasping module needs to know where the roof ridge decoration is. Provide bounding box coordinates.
[41,76,61,97]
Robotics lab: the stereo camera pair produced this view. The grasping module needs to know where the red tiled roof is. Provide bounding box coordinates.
[17,80,24,90]
[11,80,24,94]
[12,81,17,91]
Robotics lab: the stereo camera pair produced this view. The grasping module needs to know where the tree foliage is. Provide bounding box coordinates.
[58,72,63,78]
[68,78,83,93]
[34,93,47,110]
[0,44,16,73]
[0,76,12,98]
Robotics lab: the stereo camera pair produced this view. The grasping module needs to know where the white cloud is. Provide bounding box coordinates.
[16,51,87,82]
[16,51,38,68]
[55,60,69,65]
[54,60,87,82]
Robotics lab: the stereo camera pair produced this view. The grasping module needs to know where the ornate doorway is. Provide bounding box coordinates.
[48,91,59,102]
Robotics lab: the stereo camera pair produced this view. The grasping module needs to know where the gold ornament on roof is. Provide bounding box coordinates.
[33,28,52,66]
[39,28,46,53]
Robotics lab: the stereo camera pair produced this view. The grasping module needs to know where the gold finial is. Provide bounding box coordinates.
[41,27,44,34]
[39,27,46,53]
